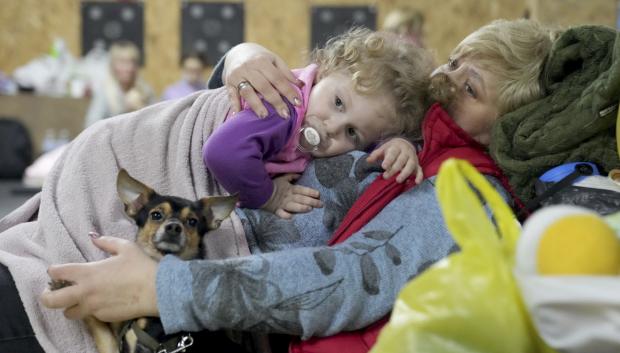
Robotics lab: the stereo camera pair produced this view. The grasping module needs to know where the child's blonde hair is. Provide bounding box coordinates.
[451,19,559,115]
[311,27,433,140]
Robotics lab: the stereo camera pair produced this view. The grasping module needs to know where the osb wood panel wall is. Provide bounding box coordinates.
[1,0,616,94]
[0,0,82,82]
[528,0,617,28]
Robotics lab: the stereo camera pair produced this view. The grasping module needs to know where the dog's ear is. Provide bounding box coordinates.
[117,169,154,217]
[199,194,239,230]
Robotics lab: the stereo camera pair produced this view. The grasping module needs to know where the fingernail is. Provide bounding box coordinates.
[293,97,301,106]
[280,108,290,118]
[260,110,268,118]
[297,80,305,87]
[88,231,101,239]
[231,110,237,115]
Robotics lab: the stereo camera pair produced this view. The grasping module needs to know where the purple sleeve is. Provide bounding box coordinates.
[203,102,296,208]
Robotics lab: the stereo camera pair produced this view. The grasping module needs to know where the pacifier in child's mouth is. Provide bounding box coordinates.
[303,127,321,147]
[297,115,326,153]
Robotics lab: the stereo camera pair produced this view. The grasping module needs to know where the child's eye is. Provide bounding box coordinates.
[187,218,198,227]
[346,126,360,144]
[335,96,344,111]
[465,82,476,98]
[150,211,162,221]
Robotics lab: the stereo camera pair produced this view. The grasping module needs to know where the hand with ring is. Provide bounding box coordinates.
[223,43,303,118]
[237,80,253,92]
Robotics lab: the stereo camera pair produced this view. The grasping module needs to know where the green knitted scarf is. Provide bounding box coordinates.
[490,25,620,202]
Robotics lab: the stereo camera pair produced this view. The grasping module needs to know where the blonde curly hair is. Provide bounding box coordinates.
[451,19,560,115]
[310,27,434,140]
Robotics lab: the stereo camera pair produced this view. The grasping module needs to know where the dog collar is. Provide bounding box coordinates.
[118,320,194,353]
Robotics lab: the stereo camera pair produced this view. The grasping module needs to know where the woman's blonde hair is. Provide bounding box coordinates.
[451,19,559,115]
[311,27,434,140]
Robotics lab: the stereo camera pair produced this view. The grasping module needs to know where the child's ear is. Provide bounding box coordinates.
[200,194,239,230]
[117,169,154,217]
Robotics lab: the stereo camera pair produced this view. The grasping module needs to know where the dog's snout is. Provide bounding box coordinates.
[153,219,186,255]
[165,222,183,235]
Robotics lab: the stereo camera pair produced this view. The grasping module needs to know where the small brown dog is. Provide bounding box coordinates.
[51,169,238,353]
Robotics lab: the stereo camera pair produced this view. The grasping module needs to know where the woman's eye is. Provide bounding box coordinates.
[465,83,476,98]
[448,58,458,70]
[150,211,162,221]
[187,218,198,227]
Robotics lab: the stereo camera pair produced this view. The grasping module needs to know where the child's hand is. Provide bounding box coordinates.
[261,174,323,219]
[367,137,423,184]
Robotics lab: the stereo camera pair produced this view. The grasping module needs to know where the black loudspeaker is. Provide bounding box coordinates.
[181,2,244,67]
[310,6,376,49]
[81,1,144,64]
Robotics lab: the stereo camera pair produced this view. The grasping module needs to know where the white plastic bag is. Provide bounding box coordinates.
[515,273,620,353]
[515,209,620,353]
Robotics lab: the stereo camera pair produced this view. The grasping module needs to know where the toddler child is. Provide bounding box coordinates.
[204,28,433,218]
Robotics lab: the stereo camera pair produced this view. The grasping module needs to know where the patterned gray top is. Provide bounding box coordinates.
[238,152,381,253]
[156,151,508,338]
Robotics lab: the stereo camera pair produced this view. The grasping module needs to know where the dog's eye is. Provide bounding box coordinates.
[187,218,198,227]
[150,211,162,221]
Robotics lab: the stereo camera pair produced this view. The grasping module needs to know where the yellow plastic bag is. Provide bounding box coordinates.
[371,159,555,353]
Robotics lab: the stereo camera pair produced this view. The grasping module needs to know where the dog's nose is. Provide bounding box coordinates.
[165,222,183,236]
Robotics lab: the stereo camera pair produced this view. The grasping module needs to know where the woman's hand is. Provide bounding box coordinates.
[40,234,159,322]
[367,137,423,184]
[224,43,303,118]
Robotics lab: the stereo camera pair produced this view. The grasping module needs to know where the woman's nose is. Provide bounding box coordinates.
[448,66,468,85]
[433,64,460,86]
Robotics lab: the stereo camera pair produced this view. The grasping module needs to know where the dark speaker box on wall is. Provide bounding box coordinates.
[310,6,376,50]
[81,1,144,64]
[181,2,244,66]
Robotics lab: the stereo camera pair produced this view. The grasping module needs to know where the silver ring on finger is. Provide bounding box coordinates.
[237,80,253,92]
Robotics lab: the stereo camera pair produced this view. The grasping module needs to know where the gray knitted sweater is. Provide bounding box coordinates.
[156,151,508,338]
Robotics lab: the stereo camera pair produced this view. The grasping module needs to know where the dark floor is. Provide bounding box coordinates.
[0,180,38,219]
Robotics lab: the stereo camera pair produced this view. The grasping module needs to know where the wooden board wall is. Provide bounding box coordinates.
[1,0,617,94]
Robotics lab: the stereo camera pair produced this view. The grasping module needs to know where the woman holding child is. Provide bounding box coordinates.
[1,18,586,353]
[36,19,564,353]
[3,26,431,353]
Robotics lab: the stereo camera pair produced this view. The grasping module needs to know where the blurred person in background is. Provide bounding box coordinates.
[84,40,155,128]
[382,7,426,48]
[161,53,208,101]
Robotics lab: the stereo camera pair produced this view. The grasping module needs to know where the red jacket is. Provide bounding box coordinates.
[289,104,515,353]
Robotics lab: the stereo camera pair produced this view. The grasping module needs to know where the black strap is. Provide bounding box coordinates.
[118,319,193,353]
[117,320,134,350]
[518,163,595,220]
[131,321,163,351]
